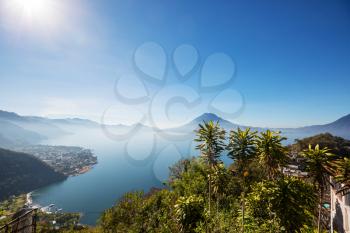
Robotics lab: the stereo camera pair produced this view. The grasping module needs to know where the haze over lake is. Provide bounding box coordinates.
[32,128,196,225]
[4,110,347,225]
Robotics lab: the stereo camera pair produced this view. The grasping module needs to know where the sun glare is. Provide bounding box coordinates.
[1,0,63,33]
[13,0,52,20]
[15,0,46,16]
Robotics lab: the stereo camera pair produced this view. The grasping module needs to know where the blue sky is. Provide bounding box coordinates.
[0,0,349,128]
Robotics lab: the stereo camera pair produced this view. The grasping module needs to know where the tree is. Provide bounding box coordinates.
[194,121,226,217]
[292,133,350,158]
[99,190,178,232]
[256,130,287,180]
[195,121,226,166]
[300,144,336,233]
[169,158,209,197]
[227,127,257,174]
[333,157,350,195]
[227,127,257,232]
[246,178,317,232]
[174,195,204,233]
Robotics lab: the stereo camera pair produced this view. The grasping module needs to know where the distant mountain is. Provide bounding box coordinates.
[52,118,100,128]
[0,110,104,148]
[0,120,45,147]
[0,109,349,147]
[297,114,350,139]
[191,113,238,128]
[331,113,350,130]
[0,148,66,201]
[172,113,238,132]
[0,110,100,128]
[0,110,23,121]
[170,112,350,143]
[0,110,69,139]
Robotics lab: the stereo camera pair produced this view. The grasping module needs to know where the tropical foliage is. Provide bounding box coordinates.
[194,121,226,166]
[300,145,336,232]
[256,130,287,179]
[333,157,350,195]
[194,121,226,217]
[246,178,317,232]
[96,123,350,233]
[227,127,257,175]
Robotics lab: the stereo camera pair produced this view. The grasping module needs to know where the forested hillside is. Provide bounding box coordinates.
[290,133,350,157]
[0,148,67,201]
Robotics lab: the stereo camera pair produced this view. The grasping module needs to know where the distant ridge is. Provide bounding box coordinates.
[0,110,23,121]
[0,120,44,146]
[173,112,350,141]
[296,113,350,139]
[0,109,349,144]
[0,110,102,147]
[0,110,99,126]
[52,118,99,127]
[323,113,350,131]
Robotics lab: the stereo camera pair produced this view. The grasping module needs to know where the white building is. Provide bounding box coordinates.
[331,182,350,233]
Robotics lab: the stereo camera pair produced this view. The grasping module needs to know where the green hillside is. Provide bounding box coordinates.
[0,148,67,201]
[291,132,350,157]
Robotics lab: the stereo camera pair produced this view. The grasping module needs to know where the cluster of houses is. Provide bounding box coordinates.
[14,145,97,176]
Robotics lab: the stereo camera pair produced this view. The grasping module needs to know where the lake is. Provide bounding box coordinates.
[32,127,198,225]
[30,124,301,225]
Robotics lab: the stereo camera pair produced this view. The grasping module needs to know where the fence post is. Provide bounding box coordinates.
[32,209,37,233]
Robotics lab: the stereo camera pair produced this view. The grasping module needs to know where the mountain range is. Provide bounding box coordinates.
[0,110,349,148]
[187,112,350,143]
[0,110,99,147]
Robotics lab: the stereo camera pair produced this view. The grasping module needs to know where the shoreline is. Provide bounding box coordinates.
[26,192,32,206]
[27,164,96,212]
[78,166,92,174]
[71,164,96,177]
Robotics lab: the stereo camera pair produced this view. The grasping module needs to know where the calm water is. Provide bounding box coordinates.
[32,128,196,225]
[30,126,300,225]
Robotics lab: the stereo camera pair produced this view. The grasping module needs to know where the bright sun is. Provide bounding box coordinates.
[14,0,47,14]
[1,0,62,31]
[12,0,52,21]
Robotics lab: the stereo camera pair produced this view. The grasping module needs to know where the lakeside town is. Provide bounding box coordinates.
[13,145,98,176]
[0,145,98,231]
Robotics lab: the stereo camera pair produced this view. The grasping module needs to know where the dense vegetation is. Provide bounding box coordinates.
[0,195,27,225]
[0,148,67,201]
[0,195,85,232]
[291,133,350,158]
[91,123,349,233]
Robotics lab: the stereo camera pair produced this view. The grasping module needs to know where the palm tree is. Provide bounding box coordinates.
[300,144,336,233]
[227,127,257,174]
[256,130,287,180]
[227,127,257,232]
[333,157,350,195]
[194,120,226,217]
[195,121,226,166]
